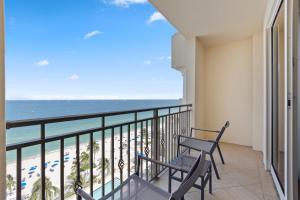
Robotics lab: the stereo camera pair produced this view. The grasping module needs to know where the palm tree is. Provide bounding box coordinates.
[141,128,147,135]
[87,140,100,162]
[6,174,16,195]
[29,177,59,200]
[66,159,90,196]
[80,151,90,171]
[65,169,78,198]
[97,158,110,175]
[65,150,98,197]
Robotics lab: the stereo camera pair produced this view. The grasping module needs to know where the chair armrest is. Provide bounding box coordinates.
[137,154,188,172]
[191,127,220,133]
[178,135,216,144]
[75,183,94,200]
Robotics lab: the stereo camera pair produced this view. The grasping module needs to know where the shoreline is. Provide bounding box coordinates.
[6,129,150,199]
[6,124,153,164]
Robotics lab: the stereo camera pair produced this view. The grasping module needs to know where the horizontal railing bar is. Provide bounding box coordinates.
[6,110,191,151]
[6,104,192,129]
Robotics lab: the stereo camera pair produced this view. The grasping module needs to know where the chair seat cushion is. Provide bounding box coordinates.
[101,174,170,200]
[181,138,214,153]
[170,154,211,177]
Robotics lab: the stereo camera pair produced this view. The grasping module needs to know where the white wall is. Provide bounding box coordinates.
[174,34,265,149]
[172,33,197,127]
[195,39,205,131]
[203,39,254,146]
[252,32,264,151]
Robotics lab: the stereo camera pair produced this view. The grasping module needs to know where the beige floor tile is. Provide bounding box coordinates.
[264,194,280,200]
[153,143,279,200]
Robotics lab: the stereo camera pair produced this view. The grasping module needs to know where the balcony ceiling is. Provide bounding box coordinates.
[149,0,268,45]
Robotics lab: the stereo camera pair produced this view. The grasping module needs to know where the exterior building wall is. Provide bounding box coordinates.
[174,34,265,149]
[252,32,265,151]
[194,38,206,136]
[172,33,197,127]
[202,39,254,147]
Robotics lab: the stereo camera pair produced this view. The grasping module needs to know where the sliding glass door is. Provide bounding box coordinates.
[271,1,285,192]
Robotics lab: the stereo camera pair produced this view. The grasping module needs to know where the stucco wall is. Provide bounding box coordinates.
[203,39,254,146]
[172,33,197,127]
[195,38,205,133]
[172,33,265,149]
[252,32,264,151]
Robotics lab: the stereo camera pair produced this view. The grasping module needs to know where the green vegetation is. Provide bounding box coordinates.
[29,177,59,200]
[6,174,16,195]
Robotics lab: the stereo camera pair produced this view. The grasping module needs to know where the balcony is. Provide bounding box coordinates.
[5,104,279,200]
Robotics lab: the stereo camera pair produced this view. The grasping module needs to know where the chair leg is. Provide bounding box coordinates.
[216,144,225,164]
[201,178,204,200]
[209,166,212,194]
[210,154,220,179]
[168,168,172,193]
[181,171,184,181]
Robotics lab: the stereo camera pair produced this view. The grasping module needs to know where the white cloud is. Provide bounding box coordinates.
[155,56,164,61]
[35,60,49,67]
[106,0,147,7]
[68,74,79,80]
[143,60,151,65]
[167,56,171,60]
[147,12,166,24]
[84,30,103,39]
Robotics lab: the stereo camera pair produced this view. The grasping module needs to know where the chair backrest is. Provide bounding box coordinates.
[169,152,207,200]
[215,121,230,143]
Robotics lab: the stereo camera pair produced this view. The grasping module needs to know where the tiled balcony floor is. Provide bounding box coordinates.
[153,143,279,200]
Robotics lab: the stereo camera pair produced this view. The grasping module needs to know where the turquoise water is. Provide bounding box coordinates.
[6,100,180,162]
[93,178,121,199]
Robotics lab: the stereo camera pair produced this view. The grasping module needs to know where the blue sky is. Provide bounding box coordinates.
[4,0,182,100]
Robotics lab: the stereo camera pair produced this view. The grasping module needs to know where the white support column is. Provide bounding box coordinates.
[0,0,6,198]
[171,33,196,128]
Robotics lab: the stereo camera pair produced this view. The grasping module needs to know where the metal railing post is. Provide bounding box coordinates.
[152,109,159,178]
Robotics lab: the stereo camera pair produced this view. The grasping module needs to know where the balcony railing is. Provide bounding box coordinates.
[6,104,192,200]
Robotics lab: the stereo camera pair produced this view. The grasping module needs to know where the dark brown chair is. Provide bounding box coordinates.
[75,152,211,200]
[178,121,230,179]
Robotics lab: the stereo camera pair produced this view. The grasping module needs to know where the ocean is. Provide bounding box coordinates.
[6,100,180,162]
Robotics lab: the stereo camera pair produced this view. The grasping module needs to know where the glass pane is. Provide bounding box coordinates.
[271,2,285,192]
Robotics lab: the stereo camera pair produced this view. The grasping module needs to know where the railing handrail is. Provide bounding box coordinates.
[6,110,188,151]
[6,104,192,129]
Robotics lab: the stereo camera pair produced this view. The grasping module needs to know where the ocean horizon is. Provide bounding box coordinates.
[6,99,180,162]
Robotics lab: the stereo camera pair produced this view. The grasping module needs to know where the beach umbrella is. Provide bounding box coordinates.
[29,166,37,171]
[51,163,58,168]
[21,182,27,189]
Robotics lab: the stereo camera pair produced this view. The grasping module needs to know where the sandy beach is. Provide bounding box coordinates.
[6,129,152,200]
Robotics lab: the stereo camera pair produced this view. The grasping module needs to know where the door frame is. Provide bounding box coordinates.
[265,0,298,199]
